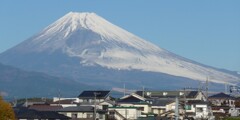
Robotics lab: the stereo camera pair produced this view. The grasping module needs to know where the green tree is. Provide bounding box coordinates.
[0,96,15,120]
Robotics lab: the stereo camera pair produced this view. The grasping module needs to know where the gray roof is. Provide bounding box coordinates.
[14,107,70,119]
[209,92,235,99]
[187,100,208,105]
[152,99,174,106]
[136,90,200,99]
[58,106,93,112]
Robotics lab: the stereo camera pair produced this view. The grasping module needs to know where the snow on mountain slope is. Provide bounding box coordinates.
[3,12,240,84]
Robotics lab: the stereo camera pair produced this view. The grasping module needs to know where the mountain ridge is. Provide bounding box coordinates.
[0,62,94,98]
[0,12,239,89]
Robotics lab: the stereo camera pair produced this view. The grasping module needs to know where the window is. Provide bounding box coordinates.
[102,105,108,110]
[185,105,191,110]
[196,107,203,112]
[139,107,144,111]
[110,111,115,115]
[99,114,103,119]
[163,92,168,96]
[71,113,78,118]
[87,113,93,118]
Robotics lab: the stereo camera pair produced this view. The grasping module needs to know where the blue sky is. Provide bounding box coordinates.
[0,0,239,72]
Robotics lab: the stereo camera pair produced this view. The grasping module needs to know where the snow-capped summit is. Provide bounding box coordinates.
[1,12,239,88]
[23,12,162,53]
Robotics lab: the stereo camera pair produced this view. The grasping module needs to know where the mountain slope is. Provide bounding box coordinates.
[0,63,94,98]
[0,12,239,89]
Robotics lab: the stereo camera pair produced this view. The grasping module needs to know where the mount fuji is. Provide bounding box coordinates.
[0,12,239,90]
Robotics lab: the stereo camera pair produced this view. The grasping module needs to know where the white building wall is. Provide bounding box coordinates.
[195,105,208,119]
[53,97,79,102]
[109,108,141,119]
[119,103,150,113]
[166,102,175,111]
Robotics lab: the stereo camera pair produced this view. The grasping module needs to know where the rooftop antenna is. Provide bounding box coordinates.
[206,76,209,101]
[94,92,100,120]
[225,82,228,94]
[198,81,204,92]
[175,97,179,120]
[25,97,28,107]
[58,89,61,106]
[142,86,145,98]
[183,87,186,119]
[13,96,17,107]
[123,82,126,96]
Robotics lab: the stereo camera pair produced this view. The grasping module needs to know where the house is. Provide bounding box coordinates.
[49,99,78,108]
[208,92,235,107]
[117,93,152,114]
[136,90,206,101]
[78,90,111,103]
[185,100,210,119]
[135,90,208,119]
[14,107,70,120]
[53,97,80,103]
[151,99,175,116]
[57,106,106,120]
[21,98,47,107]
[108,106,142,120]
[209,92,235,117]
[98,100,115,111]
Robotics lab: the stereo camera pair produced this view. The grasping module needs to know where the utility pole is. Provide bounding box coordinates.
[184,88,186,119]
[123,83,126,96]
[14,96,17,107]
[175,97,179,120]
[25,98,28,107]
[225,82,228,94]
[206,77,209,101]
[142,86,145,98]
[58,89,61,106]
[94,92,100,120]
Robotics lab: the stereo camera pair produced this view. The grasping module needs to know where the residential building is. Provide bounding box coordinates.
[185,100,209,119]
[50,99,78,108]
[108,106,142,120]
[57,106,106,120]
[117,93,152,114]
[209,92,236,117]
[136,90,206,101]
[209,92,235,107]
[78,90,111,103]
[151,99,174,116]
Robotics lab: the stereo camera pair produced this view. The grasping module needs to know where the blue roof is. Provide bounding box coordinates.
[78,90,110,99]
[152,99,174,106]
[118,96,144,103]
[14,107,70,119]
[209,92,235,99]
